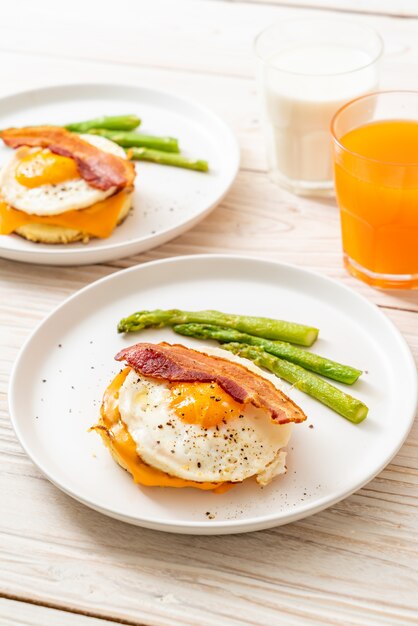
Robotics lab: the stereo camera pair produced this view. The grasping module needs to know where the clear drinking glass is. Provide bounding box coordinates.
[331,91,418,289]
[254,18,383,196]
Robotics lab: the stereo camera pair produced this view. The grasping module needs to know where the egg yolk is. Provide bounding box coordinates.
[15,150,79,187]
[170,382,244,428]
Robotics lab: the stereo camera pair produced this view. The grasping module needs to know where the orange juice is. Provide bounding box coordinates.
[334,119,418,288]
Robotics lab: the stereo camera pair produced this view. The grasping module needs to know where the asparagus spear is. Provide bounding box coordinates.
[129,147,209,172]
[117,309,319,346]
[223,343,368,424]
[87,128,179,153]
[173,323,361,384]
[65,115,141,133]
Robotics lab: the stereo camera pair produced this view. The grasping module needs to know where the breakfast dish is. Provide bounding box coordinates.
[0,84,239,265]
[9,256,417,534]
[94,342,306,492]
[0,127,136,244]
[0,106,210,245]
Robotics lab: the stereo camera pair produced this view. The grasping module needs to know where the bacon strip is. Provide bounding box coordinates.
[0,126,135,191]
[115,342,307,424]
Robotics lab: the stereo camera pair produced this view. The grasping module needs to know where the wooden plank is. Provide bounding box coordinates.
[0,0,417,78]
[0,598,125,626]
[240,0,418,18]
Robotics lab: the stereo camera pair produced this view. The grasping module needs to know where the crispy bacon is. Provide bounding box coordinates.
[115,342,307,424]
[0,126,135,191]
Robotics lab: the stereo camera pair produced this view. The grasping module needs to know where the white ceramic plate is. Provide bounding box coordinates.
[0,84,239,265]
[9,256,417,534]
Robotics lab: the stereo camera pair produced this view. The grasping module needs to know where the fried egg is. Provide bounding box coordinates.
[0,134,127,216]
[117,347,293,486]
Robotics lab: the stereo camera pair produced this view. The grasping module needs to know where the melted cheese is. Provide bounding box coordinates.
[95,368,233,493]
[0,188,129,238]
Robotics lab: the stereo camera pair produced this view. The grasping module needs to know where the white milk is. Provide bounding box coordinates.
[261,44,379,191]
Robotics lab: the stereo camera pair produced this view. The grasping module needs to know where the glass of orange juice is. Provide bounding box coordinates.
[331,91,418,289]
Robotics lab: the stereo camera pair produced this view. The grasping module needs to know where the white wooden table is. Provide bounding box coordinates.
[1,1,417,624]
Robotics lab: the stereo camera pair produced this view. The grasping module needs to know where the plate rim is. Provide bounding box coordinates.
[8,254,418,534]
[0,83,240,264]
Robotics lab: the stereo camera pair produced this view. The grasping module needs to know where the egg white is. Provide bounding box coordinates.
[0,134,128,216]
[118,347,293,485]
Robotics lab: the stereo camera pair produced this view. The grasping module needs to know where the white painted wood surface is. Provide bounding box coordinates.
[246,0,418,18]
[0,599,115,626]
[1,1,417,625]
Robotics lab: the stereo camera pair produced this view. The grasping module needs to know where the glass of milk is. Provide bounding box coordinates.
[254,18,383,196]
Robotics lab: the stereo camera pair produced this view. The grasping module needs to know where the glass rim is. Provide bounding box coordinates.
[254,17,384,78]
[331,89,418,167]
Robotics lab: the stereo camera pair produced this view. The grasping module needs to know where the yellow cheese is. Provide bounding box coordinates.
[0,188,129,238]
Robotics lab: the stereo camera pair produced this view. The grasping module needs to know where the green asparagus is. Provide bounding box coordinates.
[223,344,368,424]
[87,128,179,153]
[129,147,209,172]
[65,115,141,133]
[173,323,361,384]
[117,309,319,346]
